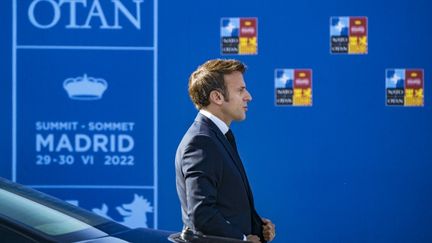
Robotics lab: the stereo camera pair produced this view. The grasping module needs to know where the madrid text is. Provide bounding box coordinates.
[35,121,136,166]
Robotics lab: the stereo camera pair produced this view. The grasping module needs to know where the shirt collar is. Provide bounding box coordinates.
[199,109,229,135]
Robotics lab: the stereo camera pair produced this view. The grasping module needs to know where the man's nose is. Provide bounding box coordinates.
[245,90,252,101]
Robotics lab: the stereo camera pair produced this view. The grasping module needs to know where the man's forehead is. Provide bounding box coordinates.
[224,71,246,87]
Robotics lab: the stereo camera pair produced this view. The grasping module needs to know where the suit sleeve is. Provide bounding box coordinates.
[181,135,244,239]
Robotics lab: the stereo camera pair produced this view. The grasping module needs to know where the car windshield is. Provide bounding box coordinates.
[0,178,130,242]
[0,188,97,236]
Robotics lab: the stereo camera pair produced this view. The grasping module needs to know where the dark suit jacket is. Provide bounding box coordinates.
[175,113,265,241]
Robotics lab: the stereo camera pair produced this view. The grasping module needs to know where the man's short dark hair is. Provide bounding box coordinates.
[188,59,246,109]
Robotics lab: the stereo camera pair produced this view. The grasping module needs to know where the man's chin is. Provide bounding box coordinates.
[234,115,246,121]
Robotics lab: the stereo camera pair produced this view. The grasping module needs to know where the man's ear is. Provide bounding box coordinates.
[209,90,224,105]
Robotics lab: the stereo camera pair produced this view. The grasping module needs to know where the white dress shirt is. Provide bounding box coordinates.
[199,109,229,135]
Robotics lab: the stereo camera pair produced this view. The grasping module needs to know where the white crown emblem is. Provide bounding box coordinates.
[63,74,108,100]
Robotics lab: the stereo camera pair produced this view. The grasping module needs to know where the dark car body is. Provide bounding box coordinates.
[0,178,250,243]
[0,177,175,242]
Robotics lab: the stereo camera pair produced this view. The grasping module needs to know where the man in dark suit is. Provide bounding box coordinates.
[175,59,275,243]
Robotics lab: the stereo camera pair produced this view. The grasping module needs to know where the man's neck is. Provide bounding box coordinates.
[200,109,230,134]
[201,107,231,126]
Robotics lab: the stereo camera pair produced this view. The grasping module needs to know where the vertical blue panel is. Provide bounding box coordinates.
[11,0,157,229]
[0,0,12,179]
[16,49,153,186]
[0,0,431,242]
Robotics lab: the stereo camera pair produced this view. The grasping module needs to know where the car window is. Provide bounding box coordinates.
[0,188,106,237]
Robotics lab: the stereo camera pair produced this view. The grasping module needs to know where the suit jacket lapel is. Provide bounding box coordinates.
[195,114,256,207]
[215,129,257,208]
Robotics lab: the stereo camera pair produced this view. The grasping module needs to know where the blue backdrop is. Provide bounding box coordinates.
[1,0,432,242]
